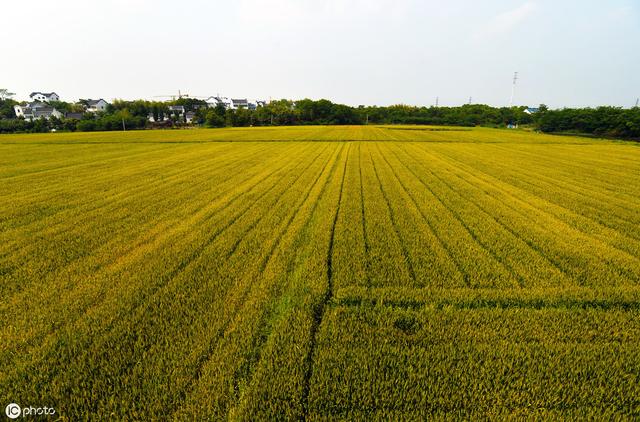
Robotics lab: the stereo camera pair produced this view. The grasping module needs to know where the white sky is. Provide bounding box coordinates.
[2,0,639,108]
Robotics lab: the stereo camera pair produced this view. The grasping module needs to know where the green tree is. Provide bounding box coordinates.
[206,110,225,128]
[0,89,15,101]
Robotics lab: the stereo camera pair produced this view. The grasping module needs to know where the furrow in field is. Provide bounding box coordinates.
[0,142,297,319]
[435,144,640,245]
[70,144,340,418]
[222,145,351,420]
[432,142,640,262]
[301,143,349,420]
[357,143,413,287]
[385,144,513,287]
[330,143,368,290]
[0,143,183,180]
[358,145,372,288]
[423,162,572,286]
[0,143,330,416]
[395,145,564,287]
[226,144,344,387]
[408,143,640,286]
[0,141,253,234]
[0,143,256,273]
[397,146,522,287]
[490,143,640,194]
[172,144,346,420]
[0,143,324,385]
[0,141,250,219]
[368,146,417,285]
[372,143,468,287]
[542,142,640,165]
[0,143,279,295]
[484,146,640,217]
[371,143,465,287]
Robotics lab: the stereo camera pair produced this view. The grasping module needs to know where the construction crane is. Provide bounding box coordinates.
[152,90,211,101]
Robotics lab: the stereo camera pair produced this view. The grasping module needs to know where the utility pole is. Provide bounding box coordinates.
[435,97,439,108]
[509,72,518,107]
[468,97,472,105]
[122,118,126,131]
[365,113,369,125]
[635,98,639,108]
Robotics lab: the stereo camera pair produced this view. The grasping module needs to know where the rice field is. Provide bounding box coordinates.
[1,126,639,419]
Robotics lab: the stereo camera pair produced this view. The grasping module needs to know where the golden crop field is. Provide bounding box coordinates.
[1,126,640,419]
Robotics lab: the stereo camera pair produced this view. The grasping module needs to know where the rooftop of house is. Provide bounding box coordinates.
[33,108,56,116]
[206,96,230,103]
[30,92,58,97]
[87,99,107,106]
[18,101,48,109]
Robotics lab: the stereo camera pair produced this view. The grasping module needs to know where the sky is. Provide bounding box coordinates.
[2,0,639,108]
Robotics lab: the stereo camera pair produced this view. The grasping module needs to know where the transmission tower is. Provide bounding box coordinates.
[509,72,518,107]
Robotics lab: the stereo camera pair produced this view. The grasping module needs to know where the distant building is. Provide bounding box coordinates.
[168,105,185,116]
[65,112,85,120]
[205,96,266,110]
[33,107,63,120]
[148,110,171,122]
[85,99,109,113]
[13,102,40,118]
[206,96,231,109]
[524,107,540,115]
[185,111,197,123]
[231,99,249,109]
[29,92,60,103]
[14,102,63,120]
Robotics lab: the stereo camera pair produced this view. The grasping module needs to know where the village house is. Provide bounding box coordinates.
[206,96,232,109]
[14,102,63,120]
[29,92,60,103]
[85,99,109,113]
[231,99,249,109]
[168,105,186,116]
[33,107,64,120]
[205,96,266,110]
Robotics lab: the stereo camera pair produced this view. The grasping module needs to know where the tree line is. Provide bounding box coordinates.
[1,94,639,139]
